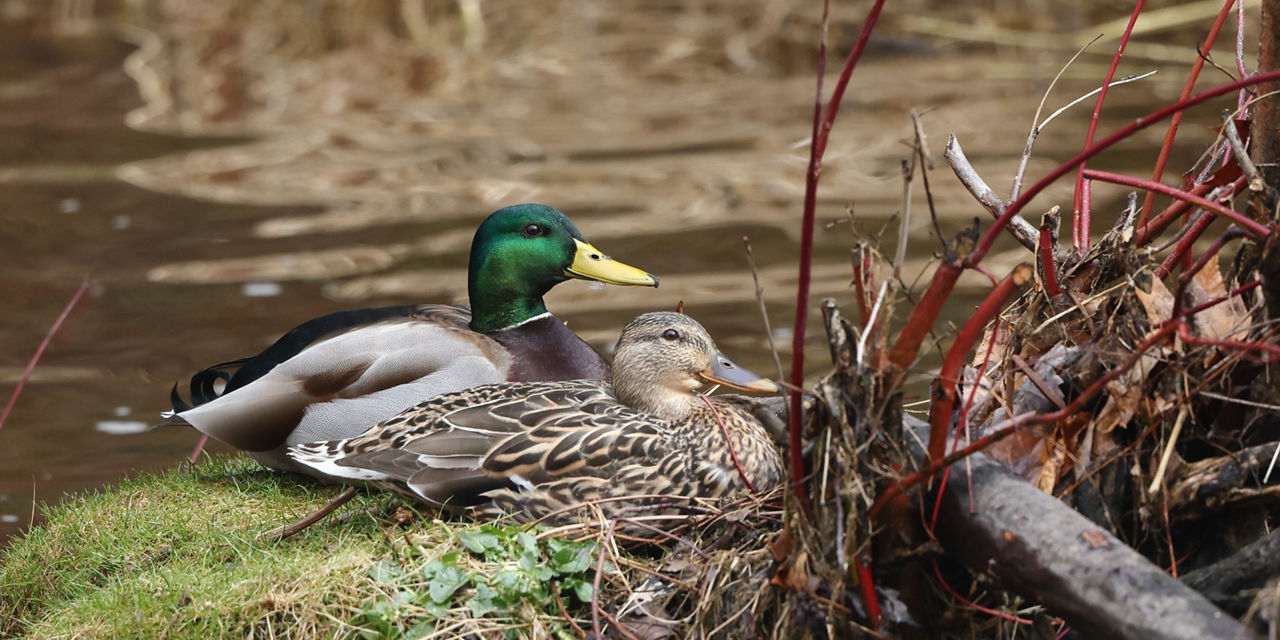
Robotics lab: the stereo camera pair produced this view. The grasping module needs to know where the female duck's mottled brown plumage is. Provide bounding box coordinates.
[288,312,783,523]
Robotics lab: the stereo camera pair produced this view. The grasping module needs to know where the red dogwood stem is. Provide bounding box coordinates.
[872,322,1180,520]
[1136,176,1245,247]
[926,265,1033,463]
[1137,0,1239,227]
[1171,226,1249,318]
[1073,0,1146,249]
[0,279,90,432]
[788,0,887,506]
[1083,168,1271,237]
[970,69,1280,267]
[1039,221,1060,297]
[887,260,963,372]
[1161,280,1261,327]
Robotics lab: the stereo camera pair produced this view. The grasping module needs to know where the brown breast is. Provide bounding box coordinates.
[488,314,611,382]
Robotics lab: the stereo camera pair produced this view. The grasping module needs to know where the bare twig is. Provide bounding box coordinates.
[0,279,90,432]
[1148,407,1190,495]
[1038,71,1160,132]
[591,519,620,639]
[895,158,914,278]
[1223,116,1265,190]
[1011,34,1105,201]
[970,70,1280,265]
[261,486,359,541]
[744,237,785,382]
[912,109,946,249]
[944,135,1038,251]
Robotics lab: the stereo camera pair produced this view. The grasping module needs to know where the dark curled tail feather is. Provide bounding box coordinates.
[168,357,250,413]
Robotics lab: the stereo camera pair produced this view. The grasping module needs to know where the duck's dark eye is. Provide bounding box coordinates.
[520,223,544,238]
[662,329,680,341]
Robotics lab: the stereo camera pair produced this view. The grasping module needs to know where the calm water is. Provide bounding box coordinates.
[0,10,1228,544]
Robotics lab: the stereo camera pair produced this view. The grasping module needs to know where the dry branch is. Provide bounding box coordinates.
[1183,529,1280,617]
[1167,441,1280,519]
[916,420,1259,640]
[943,135,1038,252]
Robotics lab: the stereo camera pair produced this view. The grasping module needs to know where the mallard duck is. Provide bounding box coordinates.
[287,312,783,524]
[158,204,659,475]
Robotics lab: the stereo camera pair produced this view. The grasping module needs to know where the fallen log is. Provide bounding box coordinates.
[909,419,1258,640]
[1167,441,1280,520]
[1181,528,1280,616]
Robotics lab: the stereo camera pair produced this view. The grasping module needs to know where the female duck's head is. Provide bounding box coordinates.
[612,311,779,419]
[467,204,658,333]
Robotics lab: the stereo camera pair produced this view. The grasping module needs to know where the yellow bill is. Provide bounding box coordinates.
[565,238,659,287]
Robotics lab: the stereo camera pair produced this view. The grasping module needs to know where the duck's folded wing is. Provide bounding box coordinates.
[161,317,510,451]
[384,382,615,503]
[287,382,587,497]
[292,381,671,507]
[450,387,668,481]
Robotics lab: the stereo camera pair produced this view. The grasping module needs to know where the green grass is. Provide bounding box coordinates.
[0,457,395,639]
[0,457,615,640]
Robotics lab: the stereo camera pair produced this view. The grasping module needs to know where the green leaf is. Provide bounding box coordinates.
[534,564,555,582]
[360,600,396,637]
[467,582,499,617]
[568,577,594,603]
[390,589,416,607]
[494,569,530,596]
[457,530,502,555]
[406,619,435,638]
[424,599,449,618]
[518,550,538,572]
[421,559,443,580]
[428,565,469,603]
[516,531,539,554]
[551,545,592,574]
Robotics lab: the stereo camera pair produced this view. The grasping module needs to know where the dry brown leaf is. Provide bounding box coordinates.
[1134,275,1175,327]
[1036,431,1067,493]
[971,316,1012,371]
[1094,349,1163,434]
[768,526,793,562]
[1187,253,1249,340]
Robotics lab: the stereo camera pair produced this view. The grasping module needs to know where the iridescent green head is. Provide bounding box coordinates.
[467,204,658,333]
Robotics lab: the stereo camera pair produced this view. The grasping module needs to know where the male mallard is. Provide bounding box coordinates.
[159,204,659,475]
[287,312,783,524]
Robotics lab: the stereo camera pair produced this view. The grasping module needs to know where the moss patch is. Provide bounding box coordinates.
[0,457,393,639]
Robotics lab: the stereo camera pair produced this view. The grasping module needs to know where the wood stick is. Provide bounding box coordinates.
[907,418,1256,640]
[1182,528,1280,616]
[1167,441,1280,520]
[261,486,358,541]
[943,135,1038,252]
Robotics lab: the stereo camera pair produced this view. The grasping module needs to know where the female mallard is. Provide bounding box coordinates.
[287,312,783,523]
[158,204,658,475]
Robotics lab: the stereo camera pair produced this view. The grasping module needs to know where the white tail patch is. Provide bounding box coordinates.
[287,443,390,481]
